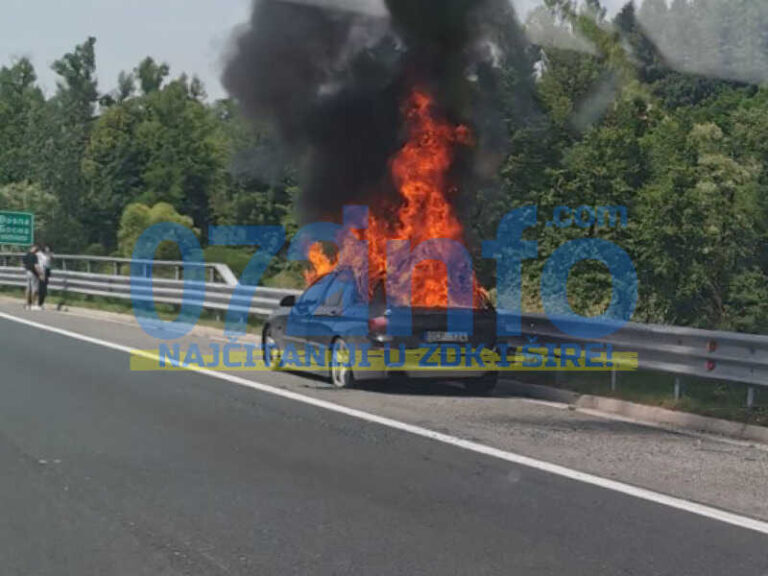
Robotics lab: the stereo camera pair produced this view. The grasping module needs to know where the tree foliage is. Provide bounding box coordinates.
[0,181,59,243]
[117,201,196,260]
[0,1,766,333]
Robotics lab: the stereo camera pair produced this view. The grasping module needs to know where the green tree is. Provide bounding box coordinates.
[0,58,44,185]
[84,72,228,248]
[33,37,99,250]
[135,57,169,95]
[133,77,228,237]
[81,98,146,248]
[0,181,60,244]
[117,202,197,259]
[634,118,763,329]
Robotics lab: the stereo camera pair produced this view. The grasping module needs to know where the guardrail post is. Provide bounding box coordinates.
[175,266,181,281]
[674,376,684,400]
[610,368,617,392]
[86,261,91,274]
[208,267,215,284]
[747,386,756,409]
[113,262,119,276]
[59,266,69,311]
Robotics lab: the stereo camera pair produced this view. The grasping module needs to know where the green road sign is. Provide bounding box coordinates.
[0,211,34,246]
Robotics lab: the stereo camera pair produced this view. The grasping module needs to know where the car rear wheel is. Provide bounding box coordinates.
[465,343,501,396]
[464,372,498,396]
[330,337,355,389]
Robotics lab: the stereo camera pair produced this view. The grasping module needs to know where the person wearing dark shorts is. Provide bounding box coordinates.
[22,245,41,310]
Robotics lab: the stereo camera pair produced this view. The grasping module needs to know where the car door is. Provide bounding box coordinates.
[284,274,333,347]
[309,269,369,348]
[306,271,350,351]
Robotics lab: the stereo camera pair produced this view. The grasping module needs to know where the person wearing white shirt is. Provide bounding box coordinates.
[37,246,52,309]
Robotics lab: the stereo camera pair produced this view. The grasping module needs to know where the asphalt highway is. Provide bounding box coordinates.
[0,312,766,575]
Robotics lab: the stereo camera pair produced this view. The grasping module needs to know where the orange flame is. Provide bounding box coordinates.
[304,243,338,284]
[305,87,485,308]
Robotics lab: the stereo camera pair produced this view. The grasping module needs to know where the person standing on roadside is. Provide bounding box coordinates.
[22,244,41,310]
[37,245,53,309]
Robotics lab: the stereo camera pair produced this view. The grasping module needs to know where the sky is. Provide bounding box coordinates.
[0,0,632,101]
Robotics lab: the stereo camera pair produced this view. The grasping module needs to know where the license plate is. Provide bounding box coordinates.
[425,331,469,343]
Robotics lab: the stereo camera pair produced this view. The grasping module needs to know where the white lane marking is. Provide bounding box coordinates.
[518,398,571,411]
[2,310,768,537]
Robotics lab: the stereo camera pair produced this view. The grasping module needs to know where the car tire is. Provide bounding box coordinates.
[464,372,498,396]
[330,337,356,389]
[262,325,282,371]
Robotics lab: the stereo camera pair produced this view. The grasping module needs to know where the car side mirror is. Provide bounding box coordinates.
[280,295,296,308]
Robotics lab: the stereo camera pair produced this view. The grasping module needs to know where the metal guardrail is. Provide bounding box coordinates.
[0,253,300,318]
[0,253,238,285]
[510,313,768,404]
[0,252,765,405]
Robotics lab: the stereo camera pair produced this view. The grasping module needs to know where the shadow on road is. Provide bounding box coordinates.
[289,371,527,399]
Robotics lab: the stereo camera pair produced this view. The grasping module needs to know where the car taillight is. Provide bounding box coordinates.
[369,316,389,334]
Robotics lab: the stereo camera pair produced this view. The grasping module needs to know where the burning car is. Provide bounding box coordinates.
[262,267,499,394]
[263,88,499,393]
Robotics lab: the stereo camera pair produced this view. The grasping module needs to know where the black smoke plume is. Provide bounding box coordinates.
[222,0,534,222]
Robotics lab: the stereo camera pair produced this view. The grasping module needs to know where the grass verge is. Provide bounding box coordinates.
[513,370,768,427]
